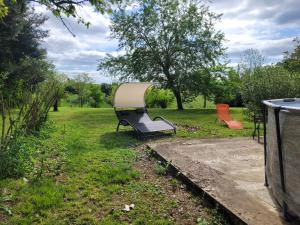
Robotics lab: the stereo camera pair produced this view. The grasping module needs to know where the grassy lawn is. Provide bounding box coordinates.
[0,107,253,224]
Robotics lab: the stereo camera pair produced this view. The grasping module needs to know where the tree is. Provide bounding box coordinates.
[99,0,225,110]
[101,83,113,97]
[238,48,266,73]
[241,65,300,114]
[104,83,118,106]
[52,73,68,112]
[0,0,64,178]
[0,0,127,34]
[89,84,104,107]
[213,68,243,107]
[146,88,174,108]
[281,38,300,73]
[0,0,8,18]
[74,73,92,107]
[190,67,220,108]
[0,0,48,92]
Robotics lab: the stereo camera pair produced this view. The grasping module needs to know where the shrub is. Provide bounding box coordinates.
[241,65,300,114]
[0,121,66,179]
[146,88,174,108]
[0,131,35,178]
[89,84,104,108]
[104,83,118,106]
[214,69,243,107]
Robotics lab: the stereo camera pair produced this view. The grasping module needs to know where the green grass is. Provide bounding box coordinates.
[0,107,253,224]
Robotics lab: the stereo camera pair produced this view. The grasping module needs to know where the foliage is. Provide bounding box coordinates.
[0,0,8,18]
[238,48,266,73]
[65,79,78,94]
[186,66,242,108]
[99,0,225,110]
[188,66,225,108]
[0,63,63,179]
[280,38,300,73]
[146,88,174,108]
[0,0,126,22]
[64,76,110,107]
[101,83,113,96]
[0,0,49,119]
[52,73,68,112]
[154,161,170,175]
[0,121,65,179]
[190,69,215,108]
[0,0,65,179]
[213,68,243,107]
[0,1,48,80]
[89,84,104,108]
[31,125,66,180]
[0,131,34,179]
[73,73,92,107]
[241,65,300,114]
[104,83,119,106]
[0,72,63,150]
[197,207,228,225]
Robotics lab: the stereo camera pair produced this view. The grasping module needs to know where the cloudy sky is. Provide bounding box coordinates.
[36,0,300,83]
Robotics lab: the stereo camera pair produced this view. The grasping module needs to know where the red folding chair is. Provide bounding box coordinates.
[216,104,243,129]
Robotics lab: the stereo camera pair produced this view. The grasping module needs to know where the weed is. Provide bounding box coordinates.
[169,178,179,191]
[197,217,210,225]
[154,160,172,176]
[196,206,228,225]
[154,162,168,175]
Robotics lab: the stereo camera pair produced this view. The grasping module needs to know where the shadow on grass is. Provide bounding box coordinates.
[99,130,176,150]
[99,131,139,150]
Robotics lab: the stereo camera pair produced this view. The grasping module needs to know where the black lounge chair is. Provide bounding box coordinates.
[113,83,176,138]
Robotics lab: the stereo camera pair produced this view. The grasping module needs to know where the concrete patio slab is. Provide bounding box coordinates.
[148,138,298,225]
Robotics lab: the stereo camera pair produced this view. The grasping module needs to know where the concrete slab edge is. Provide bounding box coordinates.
[146,144,247,225]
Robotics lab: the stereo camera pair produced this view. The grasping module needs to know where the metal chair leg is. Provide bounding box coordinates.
[258,123,260,143]
[116,121,121,132]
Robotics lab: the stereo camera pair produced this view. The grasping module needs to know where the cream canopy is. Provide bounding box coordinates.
[113,82,153,109]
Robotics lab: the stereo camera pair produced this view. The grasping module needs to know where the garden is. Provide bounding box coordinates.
[1,0,300,224]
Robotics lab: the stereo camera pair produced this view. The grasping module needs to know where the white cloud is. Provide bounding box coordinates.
[36,0,300,83]
[209,0,300,64]
[35,4,118,83]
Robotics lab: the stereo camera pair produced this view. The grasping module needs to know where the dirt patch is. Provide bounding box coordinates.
[175,123,200,132]
[134,144,222,225]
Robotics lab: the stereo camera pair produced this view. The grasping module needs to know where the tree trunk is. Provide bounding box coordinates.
[162,66,183,110]
[80,96,83,107]
[53,99,58,112]
[203,95,207,108]
[173,90,183,110]
[1,93,5,147]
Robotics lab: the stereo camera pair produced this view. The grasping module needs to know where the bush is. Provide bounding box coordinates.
[0,121,66,179]
[146,88,174,108]
[104,83,118,106]
[241,65,300,114]
[89,84,104,108]
[0,131,35,178]
[214,69,243,107]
